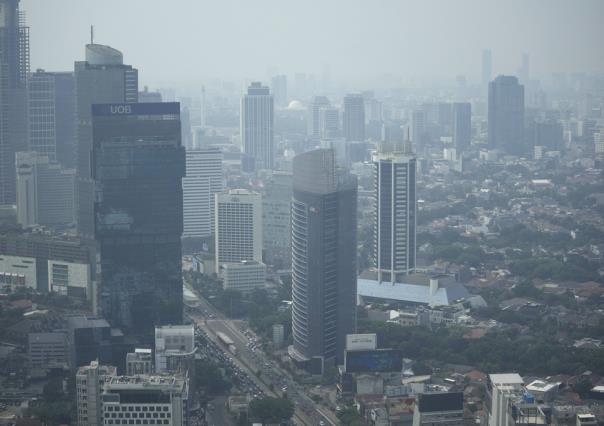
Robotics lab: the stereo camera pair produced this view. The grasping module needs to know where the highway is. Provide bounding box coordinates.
[188,285,339,426]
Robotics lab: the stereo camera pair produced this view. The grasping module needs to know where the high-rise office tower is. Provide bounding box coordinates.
[75,43,138,236]
[309,96,330,138]
[343,94,365,141]
[262,171,293,268]
[241,82,274,171]
[452,103,472,153]
[271,74,287,108]
[482,49,492,89]
[215,189,262,272]
[319,107,340,139]
[290,149,357,372]
[411,110,427,150]
[92,102,185,336]
[0,0,29,205]
[373,142,416,283]
[488,76,525,155]
[182,148,223,238]
[27,70,76,168]
[138,85,162,103]
[16,151,75,228]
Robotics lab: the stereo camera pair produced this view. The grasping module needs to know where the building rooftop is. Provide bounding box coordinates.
[418,392,463,413]
[105,375,186,391]
[490,373,524,385]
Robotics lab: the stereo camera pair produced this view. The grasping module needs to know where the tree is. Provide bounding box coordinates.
[248,397,294,425]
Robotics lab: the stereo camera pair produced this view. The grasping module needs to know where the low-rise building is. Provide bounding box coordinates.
[28,331,69,377]
[126,348,153,376]
[221,260,266,293]
[412,392,464,426]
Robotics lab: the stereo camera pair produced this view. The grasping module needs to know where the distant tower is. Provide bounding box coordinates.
[0,0,29,205]
[241,82,274,171]
[373,141,417,283]
[518,53,530,83]
[74,43,138,237]
[488,76,525,155]
[200,85,206,127]
[481,49,492,89]
[271,75,287,108]
[411,110,427,151]
[309,96,330,138]
[452,102,472,153]
[343,94,365,141]
[290,149,357,373]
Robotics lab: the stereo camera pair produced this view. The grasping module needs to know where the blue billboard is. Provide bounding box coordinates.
[91,102,180,116]
[345,349,403,373]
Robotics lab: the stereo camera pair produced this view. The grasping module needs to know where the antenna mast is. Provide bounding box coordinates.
[90,25,94,44]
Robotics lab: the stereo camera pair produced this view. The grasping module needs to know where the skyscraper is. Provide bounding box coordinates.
[215,189,262,272]
[290,149,357,372]
[452,102,472,153]
[309,96,330,139]
[271,74,287,108]
[343,94,365,141]
[0,0,29,205]
[241,82,274,171]
[319,107,340,139]
[75,43,138,236]
[182,148,223,238]
[16,151,75,228]
[262,171,293,268]
[27,70,75,168]
[488,76,525,155]
[92,102,185,336]
[373,142,416,283]
[482,49,492,89]
[411,109,427,150]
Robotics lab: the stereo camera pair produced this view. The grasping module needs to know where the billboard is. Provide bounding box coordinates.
[91,102,180,116]
[346,333,377,351]
[345,349,403,373]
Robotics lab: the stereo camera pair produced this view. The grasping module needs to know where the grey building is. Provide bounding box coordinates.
[309,96,330,139]
[75,43,138,237]
[289,149,357,373]
[271,74,287,108]
[27,70,76,168]
[92,102,185,336]
[241,82,274,171]
[262,171,292,268]
[0,0,29,205]
[28,331,69,377]
[488,75,525,155]
[412,392,464,426]
[373,142,416,282]
[343,94,365,142]
[16,151,75,229]
[182,148,223,238]
[76,361,117,426]
[452,102,471,153]
[482,49,492,89]
[319,107,340,139]
[411,110,427,151]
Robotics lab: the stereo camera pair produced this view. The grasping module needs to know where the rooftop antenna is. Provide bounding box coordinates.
[90,25,94,44]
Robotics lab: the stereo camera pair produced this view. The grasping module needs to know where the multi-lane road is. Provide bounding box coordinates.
[187,285,338,426]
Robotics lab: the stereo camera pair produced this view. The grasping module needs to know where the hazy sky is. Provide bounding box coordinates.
[22,0,604,88]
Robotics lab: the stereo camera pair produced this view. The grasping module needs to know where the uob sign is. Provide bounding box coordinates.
[110,105,132,114]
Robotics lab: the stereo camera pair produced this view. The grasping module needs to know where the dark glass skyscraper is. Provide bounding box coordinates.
[488,75,525,155]
[0,0,29,205]
[452,102,471,153]
[290,149,357,372]
[92,102,185,338]
[343,94,365,142]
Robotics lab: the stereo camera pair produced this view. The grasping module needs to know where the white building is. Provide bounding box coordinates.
[182,148,223,238]
[222,260,266,293]
[373,143,417,283]
[126,348,153,376]
[215,189,262,272]
[0,254,37,290]
[485,373,548,426]
[101,375,189,426]
[76,361,117,426]
[241,82,274,170]
[595,131,604,154]
[155,325,196,375]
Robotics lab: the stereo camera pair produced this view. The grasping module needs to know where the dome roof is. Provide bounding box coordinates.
[287,100,305,110]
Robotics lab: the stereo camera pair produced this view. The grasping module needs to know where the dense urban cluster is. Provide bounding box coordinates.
[0,1,603,426]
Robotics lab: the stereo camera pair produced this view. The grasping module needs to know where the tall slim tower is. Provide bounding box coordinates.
[411,110,427,150]
[488,76,525,155]
[309,96,330,139]
[75,43,138,237]
[241,82,274,171]
[481,49,492,89]
[452,102,472,153]
[343,94,365,141]
[182,148,223,238]
[271,75,287,108]
[92,102,185,337]
[290,149,357,373]
[373,142,416,283]
[0,0,29,205]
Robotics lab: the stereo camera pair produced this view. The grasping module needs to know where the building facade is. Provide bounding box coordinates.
[343,94,365,142]
[92,102,184,336]
[452,103,471,153]
[76,360,117,426]
[309,96,331,139]
[182,148,223,238]
[373,143,417,282]
[488,75,525,155]
[215,189,262,271]
[262,171,292,268]
[154,325,196,376]
[289,149,358,372]
[222,260,266,293]
[241,82,274,171]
